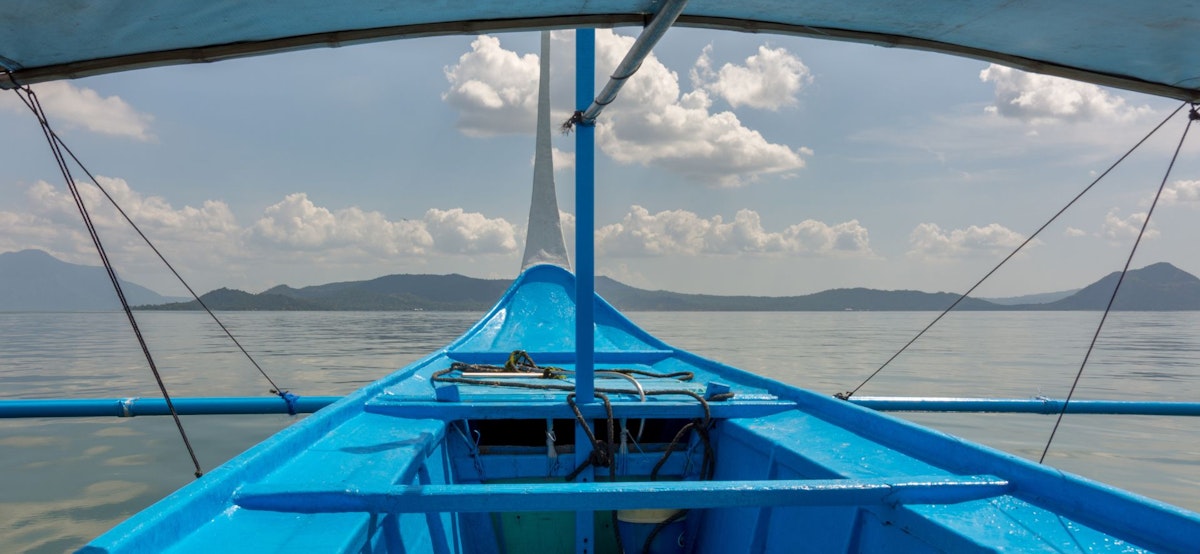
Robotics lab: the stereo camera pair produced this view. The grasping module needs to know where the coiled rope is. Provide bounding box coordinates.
[433,350,729,554]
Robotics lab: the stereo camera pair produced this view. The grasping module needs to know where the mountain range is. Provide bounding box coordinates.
[5,249,1200,312]
[0,249,184,311]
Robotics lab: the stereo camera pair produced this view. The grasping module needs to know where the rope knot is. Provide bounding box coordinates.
[589,440,613,468]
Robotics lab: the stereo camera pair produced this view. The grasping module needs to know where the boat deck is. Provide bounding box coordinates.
[82,265,1200,553]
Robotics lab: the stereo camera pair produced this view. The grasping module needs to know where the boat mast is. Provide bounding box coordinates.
[573,28,596,403]
[571,0,688,405]
[521,31,571,271]
[569,7,685,547]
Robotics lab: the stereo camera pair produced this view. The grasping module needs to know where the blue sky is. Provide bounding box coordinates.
[1,28,1196,297]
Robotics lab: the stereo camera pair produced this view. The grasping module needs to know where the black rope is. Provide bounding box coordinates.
[640,508,687,554]
[6,73,291,408]
[564,392,617,482]
[1039,104,1197,463]
[438,351,722,553]
[560,110,594,134]
[13,83,204,477]
[835,101,1191,400]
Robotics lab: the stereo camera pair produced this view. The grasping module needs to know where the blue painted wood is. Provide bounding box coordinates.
[79,265,1200,553]
[574,27,596,404]
[364,398,794,420]
[447,350,675,364]
[233,475,1012,513]
[449,450,695,481]
[573,28,598,554]
[849,396,1200,415]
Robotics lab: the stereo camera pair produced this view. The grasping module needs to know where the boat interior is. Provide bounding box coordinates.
[81,264,1197,553]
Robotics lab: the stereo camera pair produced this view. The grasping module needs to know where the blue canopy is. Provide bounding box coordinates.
[1,1,1197,100]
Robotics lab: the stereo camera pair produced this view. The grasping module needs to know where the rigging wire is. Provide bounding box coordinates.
[11,82,204,477]
[49,131,289,398]
[836,101,1191,400]
[1039,104,1197,463]
[4,71,290,402]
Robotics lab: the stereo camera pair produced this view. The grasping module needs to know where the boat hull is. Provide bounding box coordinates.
[81,265,1200,553]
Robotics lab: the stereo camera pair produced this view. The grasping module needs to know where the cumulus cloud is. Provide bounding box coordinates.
[441,31,809,187]
[23,177,237,242]
[0,178,241,275]
[5,179,523,278]
[1102,209,1159,240]
[691,44,811,110]
[592,31,808,187]
[423,207,518,254]
[442,35,541,136]
[907,222,1028,258]
[251,194,517,255]
[552,148,575,172]
[979,64,1152,123]
[1064,227,1087,237]
[0,82,154,140]
[596,205,872,257]
[1162,179,1200,206]
[529,147,575,172]
[251,193,433,255]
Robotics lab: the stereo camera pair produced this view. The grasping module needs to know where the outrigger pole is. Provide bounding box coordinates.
[4,396,1200,418]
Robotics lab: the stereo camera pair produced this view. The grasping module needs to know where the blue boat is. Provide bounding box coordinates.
[3,1,1199,552]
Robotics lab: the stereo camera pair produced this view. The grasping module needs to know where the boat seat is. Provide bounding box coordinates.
[163,414,447,553]
[716,410,1160,551]
[232,475,1012,514]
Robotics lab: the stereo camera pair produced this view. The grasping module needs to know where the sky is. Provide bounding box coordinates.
[1,28,1197,298]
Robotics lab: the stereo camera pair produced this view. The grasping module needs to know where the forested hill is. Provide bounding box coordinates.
[140,263,1200,312]
[7,249,1197,311]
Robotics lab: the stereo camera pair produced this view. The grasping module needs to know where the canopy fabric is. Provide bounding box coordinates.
[0,1,1197,100]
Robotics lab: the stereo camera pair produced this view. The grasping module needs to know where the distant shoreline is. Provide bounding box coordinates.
[6,249,1200,312]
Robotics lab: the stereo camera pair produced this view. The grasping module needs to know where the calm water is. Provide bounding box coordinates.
[1,310,1198,552]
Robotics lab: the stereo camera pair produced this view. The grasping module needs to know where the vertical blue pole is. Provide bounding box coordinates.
[575,30,596,403]
[573,27,597,554]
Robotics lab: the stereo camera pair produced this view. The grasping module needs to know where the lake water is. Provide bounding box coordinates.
[1,310,1198,552]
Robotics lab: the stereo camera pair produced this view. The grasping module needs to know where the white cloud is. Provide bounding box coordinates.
[442,35,540,136]
[691,44,811,110]
[0,82,154,140]
[907,222,1029,258]
[6,179,522,276]
[441,31,809,187]
[0,178,241,276]
[22,177,238,241]
[529,147,575,172]
[552,148,575,172]
[1102,209,1159,240]
[251,193,433,255]
[423,207,518,254]
[251,195,518,256]
[1064,227,1087,237]
[592,31,808,187]
[596,205,871,257]
[1162,180,1200,206]
[979,64,1151,123]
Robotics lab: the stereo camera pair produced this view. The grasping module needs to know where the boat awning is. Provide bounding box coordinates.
[0,1,1197,100]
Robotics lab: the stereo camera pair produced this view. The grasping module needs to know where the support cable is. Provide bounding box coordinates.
[6,71,290,406]
[12,82,203,477]
[1039,104,1197,463]
[836,102,1190,400]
